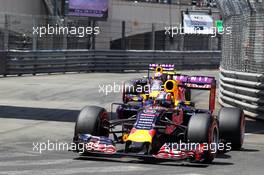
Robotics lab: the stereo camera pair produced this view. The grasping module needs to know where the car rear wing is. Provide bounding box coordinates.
[173,75,215,90]
[149,64,175,71]
[148,64,176,79]
[173,74,216,113]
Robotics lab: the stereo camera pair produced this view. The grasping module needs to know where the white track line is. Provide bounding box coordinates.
[0,165,150,175]
[0,159,74,166]
[245,129,264,136]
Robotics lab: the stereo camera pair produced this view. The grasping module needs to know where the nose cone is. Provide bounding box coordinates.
[127,129,154,143]
[149,90,160,98]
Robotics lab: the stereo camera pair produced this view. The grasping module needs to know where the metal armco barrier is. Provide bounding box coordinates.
[219,67,264,120]
[0,50,221,76]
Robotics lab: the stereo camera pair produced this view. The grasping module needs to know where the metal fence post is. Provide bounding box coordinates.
[4,14,9,51]
[54,0,58,16]
[63,17,68,50]
[32,16,38,51]
[208,36,213,50]
[121,21,126,50]
[92,20,96,50]
[179,35,184,51]
[151,23,155,50]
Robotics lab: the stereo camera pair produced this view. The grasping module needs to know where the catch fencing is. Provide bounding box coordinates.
[216,0,264,119]
[0,13,221,51]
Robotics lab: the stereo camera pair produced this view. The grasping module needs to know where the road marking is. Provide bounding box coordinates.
[245,129,264,135]
[176,174,205,175]
[0,159,74,166]
[0,165,150,175]
[0,152,39,158]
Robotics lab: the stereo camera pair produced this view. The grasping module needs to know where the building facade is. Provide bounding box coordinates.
[0,0,221,50]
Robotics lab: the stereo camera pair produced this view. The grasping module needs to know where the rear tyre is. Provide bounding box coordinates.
[188,114,219,163]
[74,106,109,138]
[218,107,245,150]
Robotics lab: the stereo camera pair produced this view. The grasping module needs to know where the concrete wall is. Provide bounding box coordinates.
[96,0,221,50]
[0,0,221,50]
[110,0,182,25]
[108,0,220,39]
[0,0,47,15]
[109,0,220,25]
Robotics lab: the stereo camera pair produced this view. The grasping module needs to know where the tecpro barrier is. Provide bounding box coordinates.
[219,67,264,120]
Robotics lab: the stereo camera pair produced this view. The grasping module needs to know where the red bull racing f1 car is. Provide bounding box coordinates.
[122,64,192,104]
[73,65,245,164]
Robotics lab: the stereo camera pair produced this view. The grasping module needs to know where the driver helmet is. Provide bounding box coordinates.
[144,99,154,106]
[154,72,162,80]
[167,74,173,80]
[156,92,173,107]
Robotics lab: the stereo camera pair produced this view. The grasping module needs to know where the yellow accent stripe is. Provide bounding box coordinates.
[127,130,152,143]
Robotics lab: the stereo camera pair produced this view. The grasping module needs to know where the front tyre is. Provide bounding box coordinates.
[188,114,219,163]
[218,107,245,150]
[74,106,109,139]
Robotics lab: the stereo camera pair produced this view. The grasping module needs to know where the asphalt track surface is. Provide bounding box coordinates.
[0,70,264,175]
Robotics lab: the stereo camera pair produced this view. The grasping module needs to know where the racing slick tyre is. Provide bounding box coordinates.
[218,107,245,150]
[187,114,219,163]
[74,106,109,137]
